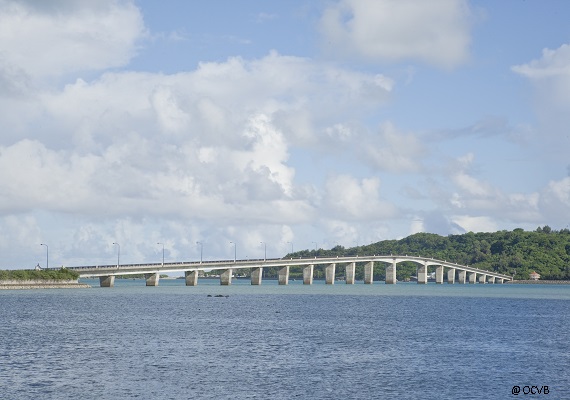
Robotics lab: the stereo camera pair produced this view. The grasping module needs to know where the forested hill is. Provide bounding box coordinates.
[290,227,570,280]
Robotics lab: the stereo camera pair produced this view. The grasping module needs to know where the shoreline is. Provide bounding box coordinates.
[506,280,570,285]
[0,279,91,290]
[0,284,91,290]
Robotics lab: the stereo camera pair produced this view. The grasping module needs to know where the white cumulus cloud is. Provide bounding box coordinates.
[319,0,472,68]
[0,0,145,79]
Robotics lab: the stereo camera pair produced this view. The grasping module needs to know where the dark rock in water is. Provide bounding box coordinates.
[214,294,224,297]
[207,294,212,297]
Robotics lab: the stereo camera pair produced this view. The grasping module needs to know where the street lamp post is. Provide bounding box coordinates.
[40,243,48,270]
[157,242,164,267]
[196,241,203,263]
[260,241,266,261]
[113,242,120,268]
[287,241,293,254]
[230,241,236,262]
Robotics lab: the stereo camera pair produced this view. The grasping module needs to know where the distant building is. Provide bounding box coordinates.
[529,271,541,280]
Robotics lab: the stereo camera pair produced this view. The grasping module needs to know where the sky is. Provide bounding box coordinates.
[1,0,570,269]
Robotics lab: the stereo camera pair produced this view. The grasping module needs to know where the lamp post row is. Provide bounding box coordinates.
[40,243,48,270]
[113,242,120,268]
[39,240,297,268]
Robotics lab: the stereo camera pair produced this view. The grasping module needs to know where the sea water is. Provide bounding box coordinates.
[1,279,569,399]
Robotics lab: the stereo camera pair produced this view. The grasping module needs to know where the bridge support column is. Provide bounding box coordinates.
[469,272,477,284]
[386,261,397,284]
[496,278,504,284]
[325,263,336,284]
[99,275,115,288]
[185,271,199,286]
[278,266,290,285]
[417,263,428,284]
[345,262,355,284]
[220,269,232,285]
[303,264,315,285]
[447,268,455,284]
[251,267,263,285]
[487,275,495,284]
[364,262,374,284]
[303,265,314,285]
[145,273,160,286]
[478,274,486,284]
[435,265,444,284]
[458,270,466,284]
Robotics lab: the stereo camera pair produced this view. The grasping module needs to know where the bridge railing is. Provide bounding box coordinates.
[70,255,512,280]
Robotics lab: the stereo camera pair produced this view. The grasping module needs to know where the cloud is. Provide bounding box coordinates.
[0,52,395,231]
[431,153,550,226]
[361,122,425,172]
[319,0,472,68]
[256,12,278,23]
[451,153,493,197]
[443,154,536,217]
[512,44,570,79]
[512,43,570,156]
[539,177,570,221]
[0,39,549,266]
[421,211,465,235]
[512,44,570,116]
[451,215,498,233]
[0,0,145,79]
[323,174,399,220]
[431,116,534,145]
[150,85,192,134]
[2,1,567,268]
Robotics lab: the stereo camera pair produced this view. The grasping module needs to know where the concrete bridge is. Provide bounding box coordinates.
[70,255,512,288]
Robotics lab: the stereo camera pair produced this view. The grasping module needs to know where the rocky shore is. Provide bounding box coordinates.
[0,279,91,290]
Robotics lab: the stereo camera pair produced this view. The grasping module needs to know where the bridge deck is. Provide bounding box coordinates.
[70,255,512,281]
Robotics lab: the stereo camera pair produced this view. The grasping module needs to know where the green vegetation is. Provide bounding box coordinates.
[0,267,79,281]
[277,227,570,281]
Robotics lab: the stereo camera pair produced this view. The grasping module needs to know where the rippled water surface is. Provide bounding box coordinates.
[1,280,569,399]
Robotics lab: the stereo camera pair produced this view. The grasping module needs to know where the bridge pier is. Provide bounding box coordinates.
[417,263,428,284]
[386,261,397,284]
[345,262,355,284]
[251,267,263,285]
[220,269,232,285]
[145,273,160,286]
[278,266,290,285]
[364,261,374,284]
[303,265,314,285]
[435,265,444,284]
[76,256,511,289]
[185,271,199,286]
[458,270,466,284]
[325,263,336,284]
[99,275,115,288]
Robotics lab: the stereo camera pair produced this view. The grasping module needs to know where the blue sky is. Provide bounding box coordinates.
[0,0,569,268]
